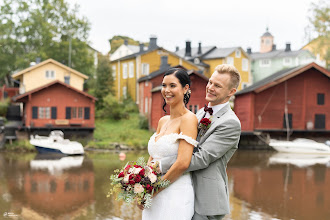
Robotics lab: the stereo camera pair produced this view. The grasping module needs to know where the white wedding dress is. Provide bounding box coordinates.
[142,132,197,220]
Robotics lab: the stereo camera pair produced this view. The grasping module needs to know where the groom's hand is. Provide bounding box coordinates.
[136,199,144,210]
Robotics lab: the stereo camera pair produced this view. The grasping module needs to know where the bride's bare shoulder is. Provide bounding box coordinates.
[182,111,198,124]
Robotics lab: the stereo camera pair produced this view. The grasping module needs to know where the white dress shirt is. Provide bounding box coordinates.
[205,101,229,118]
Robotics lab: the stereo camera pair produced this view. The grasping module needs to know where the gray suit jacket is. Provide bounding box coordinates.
[160,103,241,216]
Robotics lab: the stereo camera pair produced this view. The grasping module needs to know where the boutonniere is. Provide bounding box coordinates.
[198,117,212,136]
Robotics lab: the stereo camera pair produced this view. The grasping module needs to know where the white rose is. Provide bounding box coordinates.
[148,173,157,183]
[133,167,142,174]
[134,183,144,194]
[123,174,129,183]
[128,168,134,174]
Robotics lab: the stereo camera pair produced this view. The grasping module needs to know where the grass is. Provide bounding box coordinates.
[87,113,153,149]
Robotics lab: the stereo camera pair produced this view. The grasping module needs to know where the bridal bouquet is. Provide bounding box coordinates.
[107,157,170,208]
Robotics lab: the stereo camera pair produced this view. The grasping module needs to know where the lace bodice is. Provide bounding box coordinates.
[148,132,198,159]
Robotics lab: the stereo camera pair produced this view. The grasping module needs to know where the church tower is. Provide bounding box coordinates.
[260,27,274,53]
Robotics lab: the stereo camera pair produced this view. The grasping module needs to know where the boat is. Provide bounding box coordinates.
[30,130,85,155]
[268,152,330,167]
[269,138,330,154]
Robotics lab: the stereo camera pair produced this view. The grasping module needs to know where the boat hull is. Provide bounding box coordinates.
[269,139,330,154]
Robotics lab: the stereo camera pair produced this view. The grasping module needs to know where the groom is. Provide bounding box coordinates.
[161,64,241,220]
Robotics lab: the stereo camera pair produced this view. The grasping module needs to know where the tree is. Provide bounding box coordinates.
[306,0,330,68]
[94,55,113,110]
[0,0,94,85]
[109,35,148,54]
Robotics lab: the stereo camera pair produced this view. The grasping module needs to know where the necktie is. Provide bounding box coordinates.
[204,105,213,115]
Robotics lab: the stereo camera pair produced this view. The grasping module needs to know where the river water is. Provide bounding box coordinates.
[0,150,329,220]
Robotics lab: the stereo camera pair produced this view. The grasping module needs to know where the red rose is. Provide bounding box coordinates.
[129,174,135,180]
[118,172,124,178]
[125,165,131,171]
[200,118,211,126]
[129,180,135,185]
[146,184,153,193]
[134,175,142,183]
[134,165,142,168]
[139,169,145,176]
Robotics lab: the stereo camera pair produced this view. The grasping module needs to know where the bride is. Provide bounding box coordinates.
[142,68,198,220]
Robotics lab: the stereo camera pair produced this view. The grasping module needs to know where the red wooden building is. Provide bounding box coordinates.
[234,62,330,135]
[14,80,96,132]
[138,65,209,130]
[0,85,19,101]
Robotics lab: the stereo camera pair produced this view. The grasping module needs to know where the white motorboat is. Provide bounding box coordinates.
[268,152,330,167]
[30,130,85,155]
[269,138,330,154]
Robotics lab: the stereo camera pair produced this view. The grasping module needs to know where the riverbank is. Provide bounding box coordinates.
[1,113,153,151]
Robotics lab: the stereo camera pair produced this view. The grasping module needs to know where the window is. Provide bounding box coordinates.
[71,107,83,119]
[189,105,193,112]
[226,57,234,65]
[145,81,148,86]
[194,105,198,114]
[283,113,292,129]
[129,62,134,78]
[315,114,325,129]
[265,39,271,45]
[235,49,241,58]
[260,59,271,67]
[64,76,70,85]
[283,57,292,66]
[122,63,128,79]
[241,82,249,89]
[38,107,51,119]
[123,86,127,99]
[242,58,248,71]
[142,63,149,75]
[145,97,148,113]
[45,70,55,79]
[112,65,116,80]
[317,93,325,105]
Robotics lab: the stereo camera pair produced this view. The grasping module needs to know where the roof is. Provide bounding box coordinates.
[138,65,186,83]
[175,46,216,58]
[111,47,161,62]
[202,47,247,59]
[14,80,96,102]
[235,62,330,96]
[12,59,89,79]
[250,49,313,60]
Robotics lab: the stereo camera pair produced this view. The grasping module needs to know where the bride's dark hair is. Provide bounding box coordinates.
[162,68,191,113]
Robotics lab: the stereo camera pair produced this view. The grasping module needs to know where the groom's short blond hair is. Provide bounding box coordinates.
[214,64,241,89]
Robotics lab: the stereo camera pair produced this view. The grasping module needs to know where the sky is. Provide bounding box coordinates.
[69,0,319,54]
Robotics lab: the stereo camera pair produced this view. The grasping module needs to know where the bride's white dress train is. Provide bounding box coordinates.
[142,132,198,220]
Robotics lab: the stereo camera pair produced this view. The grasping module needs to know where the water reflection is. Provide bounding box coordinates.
[0,150,329,220]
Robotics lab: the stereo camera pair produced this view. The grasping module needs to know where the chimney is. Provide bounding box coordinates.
[185,41,191,57]
[36,57,41,64]
[272,44,277,51]
[148,36,157,50]
[124,39,128,46]
[175,46,179,52]
[197,42,202,55]
[247,47,252,54]
[160,56,169,69]
[285,43,291,52]
[139,43,144,52]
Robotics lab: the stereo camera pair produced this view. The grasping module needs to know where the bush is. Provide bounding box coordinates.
[0,98,10,117]
[123,96,139,113]
[96,94,128,120]
[138,114,149,130]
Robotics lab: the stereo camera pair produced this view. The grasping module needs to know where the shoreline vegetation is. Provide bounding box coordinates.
[1,113,153,152]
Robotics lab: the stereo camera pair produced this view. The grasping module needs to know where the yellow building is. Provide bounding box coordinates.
[111,37,202,102]
[12,58,88,93]
[175,42,252,90]
[302,36,329,68]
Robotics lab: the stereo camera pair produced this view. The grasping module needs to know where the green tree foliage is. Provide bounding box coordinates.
[94,55,113,109]
[109,35,148,54]
[307,0,330,68]
[0,0,94,84]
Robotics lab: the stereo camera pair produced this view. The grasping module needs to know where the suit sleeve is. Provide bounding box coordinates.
[186,118,241,172]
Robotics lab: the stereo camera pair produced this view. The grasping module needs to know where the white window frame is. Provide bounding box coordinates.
[145,81,148,86]
[283,57,292,66]
[122,63,128,79]
[145,97,148,113]
[260,59,271,67]
[226,57,234,66]
[112,65,116,80]
[123,86,127,99]
[235,49,241,58]
[142,63,149,75]
[242,58,249,71]
[129,62,134,78]
[38,107,50,119]
[45,70,55,79]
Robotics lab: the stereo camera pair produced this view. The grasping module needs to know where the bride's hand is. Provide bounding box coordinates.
[136,198,145,210]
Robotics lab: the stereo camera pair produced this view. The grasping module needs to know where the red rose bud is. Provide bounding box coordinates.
[129,174,135,180]
[134,165,141,168]
[139,169,145,176]
[129,180,135,185]
[134,175,142,183]
[118,172,124,178]
[200,118,211,126]
[146,184,153,192]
